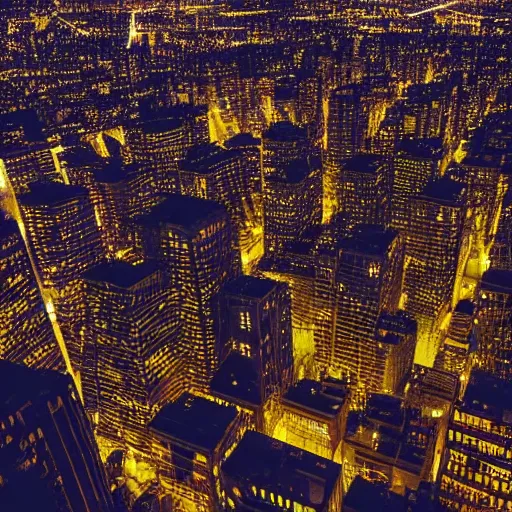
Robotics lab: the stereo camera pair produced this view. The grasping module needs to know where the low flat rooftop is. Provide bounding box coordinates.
[210,353,261,407]
[222,275,278,300]
[283,379,348,418]
[136,194,228,232]
[82,260,159,289]
[454,299,475,316]
[222,431,341,510]
[480,268,512,294]
[19,182,88,207]
[149,393,238,452]
[366,394,405,428]
[409,365,459,403]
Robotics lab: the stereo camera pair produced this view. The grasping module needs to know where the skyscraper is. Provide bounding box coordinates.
[0,214,60,370]
[125,115,191,195]
[90,159,131,259]
[439,370,512,511]
[435,300,475,376]
[178,142,248,231]
[391,138,443,232]
[136,194,237,391]
[263,156,322,254]
[17,181,104,365]
[216,275,294,403]
[374,311,417,395]
[78,260,183,452]
[475,268,512,379]
[332,225,404,392]
[0,360,114,512]
[326,85,368,163]
[403,177,469,366]
[261,121,310,178]
[0,110,62,194]
[339,154,391,230]
[18,181,103,291]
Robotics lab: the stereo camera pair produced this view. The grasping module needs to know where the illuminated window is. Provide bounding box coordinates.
[239,311,252,331]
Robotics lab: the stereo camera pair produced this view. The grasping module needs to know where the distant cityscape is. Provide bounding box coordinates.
[0,0,511,511]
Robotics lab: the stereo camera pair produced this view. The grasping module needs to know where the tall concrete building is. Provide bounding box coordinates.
[0,360,114,512]
[391,138,443,232]
[0,214,60,370]
[475,269,512,379]
[216,275,294,403]
[77,260,182,452]
[263,156,322,254]
[339,154,391,230]
[136,195,238,392]
[332,225,405,392]
[403,177,469,366]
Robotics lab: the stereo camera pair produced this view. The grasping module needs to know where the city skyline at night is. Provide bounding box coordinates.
[0,0,511,511]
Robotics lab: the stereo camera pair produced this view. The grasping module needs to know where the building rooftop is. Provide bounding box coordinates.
[225,133,261,148]
[94,159,125,184]
[0,360,71,417]
[222,275,278,300]
[454,299,475,316]
[366,394,405,429]
[409,365,459,404]
[376,311,417,345]
[0,213,19,240]
[270,156,320,184]
[181,143,239,174]
[343,154,385,174]
[418,177,465,206]
[344,476,408,512]
[461,370,512,424]
[480,268,512,294]
[136,194,228,233]
[397,138,443,160]
[263,121,307,143]
[0,109,45,146]
[222,430,341,511]
[148,393,238,452]
[339,224,398,257]
[61,145,103,169]
[141,117,184,135]
[210,353,261,407]
[19,182,88,207]
[283,379,349,418]
[461,155,501,169]
[82,260,160,288]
